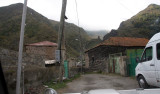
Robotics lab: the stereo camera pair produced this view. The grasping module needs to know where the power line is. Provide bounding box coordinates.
[114,0,134,14]
[74,0,84,73]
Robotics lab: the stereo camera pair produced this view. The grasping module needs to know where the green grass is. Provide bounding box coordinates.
[44,73,81,90]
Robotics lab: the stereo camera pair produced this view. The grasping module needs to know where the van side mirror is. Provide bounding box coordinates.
[136,57,140,63]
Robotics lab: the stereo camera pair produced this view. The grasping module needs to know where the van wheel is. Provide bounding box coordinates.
[138,75,149,89]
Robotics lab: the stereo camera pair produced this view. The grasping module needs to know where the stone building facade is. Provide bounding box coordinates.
[85,37,149,76]
[25,41,57,60]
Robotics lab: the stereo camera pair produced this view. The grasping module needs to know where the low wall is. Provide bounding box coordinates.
[3,65,60,94]
[0,48,82,94]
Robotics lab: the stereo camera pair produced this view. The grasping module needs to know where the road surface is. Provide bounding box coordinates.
[57,73,139,93]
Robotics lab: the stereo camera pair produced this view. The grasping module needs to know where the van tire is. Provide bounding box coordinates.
[138,75,149,89]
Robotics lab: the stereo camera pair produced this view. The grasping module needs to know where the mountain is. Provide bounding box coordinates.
[86,30,108,39]
[49,20,90,57]
[0,3,90,58]
[103,4,160,40]
[0,3,58,50]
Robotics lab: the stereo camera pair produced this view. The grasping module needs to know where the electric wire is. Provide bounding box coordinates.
[74,0,83,53]
[114,0,134,14]
[74,0,84,71]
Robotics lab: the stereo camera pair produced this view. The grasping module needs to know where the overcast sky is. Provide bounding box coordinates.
[1,0,160,31]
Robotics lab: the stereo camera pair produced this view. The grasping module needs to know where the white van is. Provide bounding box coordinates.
[136,32,160,88]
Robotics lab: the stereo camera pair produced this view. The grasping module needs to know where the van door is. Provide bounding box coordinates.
[155,42,160,87]
[140,46,157,86]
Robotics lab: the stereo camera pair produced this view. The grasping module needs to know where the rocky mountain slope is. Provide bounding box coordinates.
[103,4,160,40]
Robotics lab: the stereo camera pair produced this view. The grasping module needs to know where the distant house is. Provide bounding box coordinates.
[25,41,57,60]
[85,37,149,76]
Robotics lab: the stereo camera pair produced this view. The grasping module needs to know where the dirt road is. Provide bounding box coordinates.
[57,73,139,93]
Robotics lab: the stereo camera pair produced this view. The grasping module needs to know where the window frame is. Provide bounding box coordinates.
[156,43,160,60]
[141,46,153,62]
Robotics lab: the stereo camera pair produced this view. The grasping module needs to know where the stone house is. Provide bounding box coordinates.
[25,41,57,60]
[85,37,149,76]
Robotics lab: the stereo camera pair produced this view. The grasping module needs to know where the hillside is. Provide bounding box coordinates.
[0,3,58,50]
[103,4,160,40]
[0,3,90,58]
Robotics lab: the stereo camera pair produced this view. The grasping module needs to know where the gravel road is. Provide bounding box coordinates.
[57,73,139,94]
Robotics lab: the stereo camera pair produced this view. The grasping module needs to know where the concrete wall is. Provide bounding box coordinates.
[119,56,127,76]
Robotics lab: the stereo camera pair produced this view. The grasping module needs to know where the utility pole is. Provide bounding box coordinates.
[16,0,27,94]
[57,0,67,82]
[78,29,83,73]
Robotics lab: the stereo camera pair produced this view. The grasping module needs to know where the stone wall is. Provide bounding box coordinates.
[86,46,128,73]
[0,48,60,94]
[89,59,108,72]
[86,46,109,73]
[25,46,57,60]
[0,48,46,67]
[84,52,89,68]
[2,65,60,94]
[0,48,81,94]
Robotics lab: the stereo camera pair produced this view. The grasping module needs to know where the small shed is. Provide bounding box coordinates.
[85,37,149,76]
[25,41,57,60]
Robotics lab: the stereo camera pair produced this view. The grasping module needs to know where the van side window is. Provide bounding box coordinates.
[157,43,160,60]
[141,47,152,62]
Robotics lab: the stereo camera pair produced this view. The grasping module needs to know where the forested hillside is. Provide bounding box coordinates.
[0,3,91,58]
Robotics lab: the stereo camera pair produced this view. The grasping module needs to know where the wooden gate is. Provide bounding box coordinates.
[109,53,122,74]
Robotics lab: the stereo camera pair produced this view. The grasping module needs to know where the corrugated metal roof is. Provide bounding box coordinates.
[100,37,149,47]
[26,41,57,46]
[85,37,149,52]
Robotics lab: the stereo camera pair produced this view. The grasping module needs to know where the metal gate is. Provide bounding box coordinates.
[126,49,143,76]
[64,60,68,78]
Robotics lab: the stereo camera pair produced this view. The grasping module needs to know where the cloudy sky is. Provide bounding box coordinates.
[0,0,160,31]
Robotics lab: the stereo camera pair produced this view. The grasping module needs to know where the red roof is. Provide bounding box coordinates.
[100,37,149,47]
[26,41,57,47]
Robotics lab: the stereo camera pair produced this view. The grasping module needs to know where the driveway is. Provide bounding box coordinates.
[57,73,139,93]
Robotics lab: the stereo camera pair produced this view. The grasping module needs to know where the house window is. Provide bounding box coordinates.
[141,47,152,62]
[157,43,160,60]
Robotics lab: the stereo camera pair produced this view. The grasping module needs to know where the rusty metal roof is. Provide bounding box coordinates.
[26,41,57,47]
[85,37,149,53]
[100,37,149,47]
